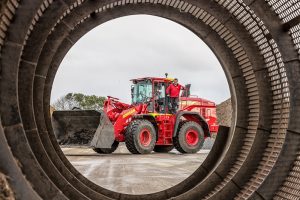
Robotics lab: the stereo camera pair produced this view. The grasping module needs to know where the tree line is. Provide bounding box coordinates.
[52,93,106,110]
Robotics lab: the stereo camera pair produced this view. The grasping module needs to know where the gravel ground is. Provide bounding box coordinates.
[63,147,209,194]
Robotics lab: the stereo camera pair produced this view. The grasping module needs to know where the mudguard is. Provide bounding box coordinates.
[173,111,211,138]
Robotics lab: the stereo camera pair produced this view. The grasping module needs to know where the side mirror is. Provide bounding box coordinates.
[182,84,191,97]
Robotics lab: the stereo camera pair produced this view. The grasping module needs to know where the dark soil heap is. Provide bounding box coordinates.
[59,129,95,145]
[0,172,14,200]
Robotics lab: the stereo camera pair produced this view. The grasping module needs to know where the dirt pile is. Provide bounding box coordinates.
[216,98,232,127]
[0,172,14,200]
[59,129,95,145]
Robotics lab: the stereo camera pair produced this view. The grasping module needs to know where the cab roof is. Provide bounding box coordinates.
[131,77,174,83]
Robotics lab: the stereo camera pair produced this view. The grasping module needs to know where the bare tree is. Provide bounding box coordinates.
[52,94,79,110]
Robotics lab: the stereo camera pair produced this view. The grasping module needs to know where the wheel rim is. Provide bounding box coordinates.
[139,128,152,147]
[185,129,199,146]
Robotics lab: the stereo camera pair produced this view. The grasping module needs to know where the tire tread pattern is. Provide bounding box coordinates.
[173,121,187,153]
[93,140,119,154]
[125,120,141,154]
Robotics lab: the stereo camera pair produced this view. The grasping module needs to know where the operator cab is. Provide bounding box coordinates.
[131,79,153,104]
[131,77,172,113]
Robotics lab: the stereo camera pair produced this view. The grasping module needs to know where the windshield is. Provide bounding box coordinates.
[132,80,153,104]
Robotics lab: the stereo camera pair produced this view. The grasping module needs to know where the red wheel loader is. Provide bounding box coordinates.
[88,75,219,154]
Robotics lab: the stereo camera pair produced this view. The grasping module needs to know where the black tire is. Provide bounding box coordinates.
[125,120,156,154]
[173,121,205,153]
[153,145,174,153]
[93,140,119,154]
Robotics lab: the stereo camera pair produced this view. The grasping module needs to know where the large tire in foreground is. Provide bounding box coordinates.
[173,121,205,153]
[125,120,156,154]
[93,140,119,154]
[153,145,174,153]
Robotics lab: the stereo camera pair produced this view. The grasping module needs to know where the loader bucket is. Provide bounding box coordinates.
[90,113,115,149]
[52,110,101,145]
[52,110,115,148]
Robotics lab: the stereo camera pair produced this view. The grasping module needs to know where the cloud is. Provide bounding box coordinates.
[52,15,230,104]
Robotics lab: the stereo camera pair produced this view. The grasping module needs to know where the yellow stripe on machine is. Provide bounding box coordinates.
[148,113,173,117]
[123,108,136,118]
[165,78,174,81]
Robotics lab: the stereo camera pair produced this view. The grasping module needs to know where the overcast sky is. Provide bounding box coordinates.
[52,15,230,104]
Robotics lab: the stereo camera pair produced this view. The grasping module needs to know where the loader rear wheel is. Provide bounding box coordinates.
[153,145,174,153]
[125,120,156,154]
[93,140,119,154]
[174,121,204,154]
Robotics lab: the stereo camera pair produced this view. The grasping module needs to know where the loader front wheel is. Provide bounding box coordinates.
[93,140,119,154]
[125,120,156,154]
[173,121,204,154]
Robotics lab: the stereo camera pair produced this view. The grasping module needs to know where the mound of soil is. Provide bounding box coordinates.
[59,129,95,145]
[216,98,232,127]
[0,172,14,200]
[201,98,231,150]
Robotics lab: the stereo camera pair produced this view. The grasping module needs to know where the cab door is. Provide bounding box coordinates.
[154,81,168,113]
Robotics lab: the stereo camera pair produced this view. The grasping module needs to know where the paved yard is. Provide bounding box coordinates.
[63,145,210,194]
